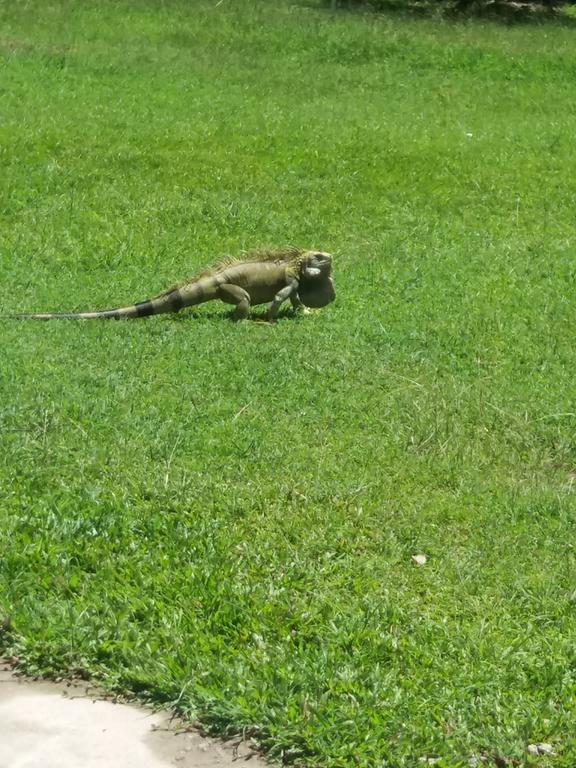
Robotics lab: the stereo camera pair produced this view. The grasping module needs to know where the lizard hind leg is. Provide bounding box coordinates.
[217,284,251,320]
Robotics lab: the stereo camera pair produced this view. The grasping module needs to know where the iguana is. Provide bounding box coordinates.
[5,247,335,322]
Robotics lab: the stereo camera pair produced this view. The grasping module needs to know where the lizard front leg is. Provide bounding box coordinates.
[290,293,312,315]
[267,278,299,322]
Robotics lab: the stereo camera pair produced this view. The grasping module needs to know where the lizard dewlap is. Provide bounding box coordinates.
[299,277,335,309]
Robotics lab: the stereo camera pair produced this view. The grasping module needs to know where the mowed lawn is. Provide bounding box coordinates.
[1,1,575,765]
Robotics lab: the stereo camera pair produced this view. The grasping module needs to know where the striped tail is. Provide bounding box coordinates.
[3,285,201,320]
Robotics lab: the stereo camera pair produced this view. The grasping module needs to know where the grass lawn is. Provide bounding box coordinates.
[1,1,575,765]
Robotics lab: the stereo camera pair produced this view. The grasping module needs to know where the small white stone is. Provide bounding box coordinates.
[528,743,554,755]
[411,554,427,566]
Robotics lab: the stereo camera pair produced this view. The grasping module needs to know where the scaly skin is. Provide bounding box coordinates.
[4,248,335,322]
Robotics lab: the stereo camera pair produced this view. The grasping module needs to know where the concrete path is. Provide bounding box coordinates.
[0,662,269,768]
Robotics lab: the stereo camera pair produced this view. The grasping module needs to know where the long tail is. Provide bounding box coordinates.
[3,284,204,320]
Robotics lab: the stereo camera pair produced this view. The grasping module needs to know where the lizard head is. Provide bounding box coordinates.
[299,251,333,280]
[298,252,335,308]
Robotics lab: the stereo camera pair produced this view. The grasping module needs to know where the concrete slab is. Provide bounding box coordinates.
[0,662,269,768]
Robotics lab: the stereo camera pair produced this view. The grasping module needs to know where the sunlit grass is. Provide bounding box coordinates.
[1,1,575,765]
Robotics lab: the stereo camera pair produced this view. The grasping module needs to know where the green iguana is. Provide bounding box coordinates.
[5,247,335,322]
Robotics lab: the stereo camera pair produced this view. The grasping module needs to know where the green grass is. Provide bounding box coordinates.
[1,1,576,766]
